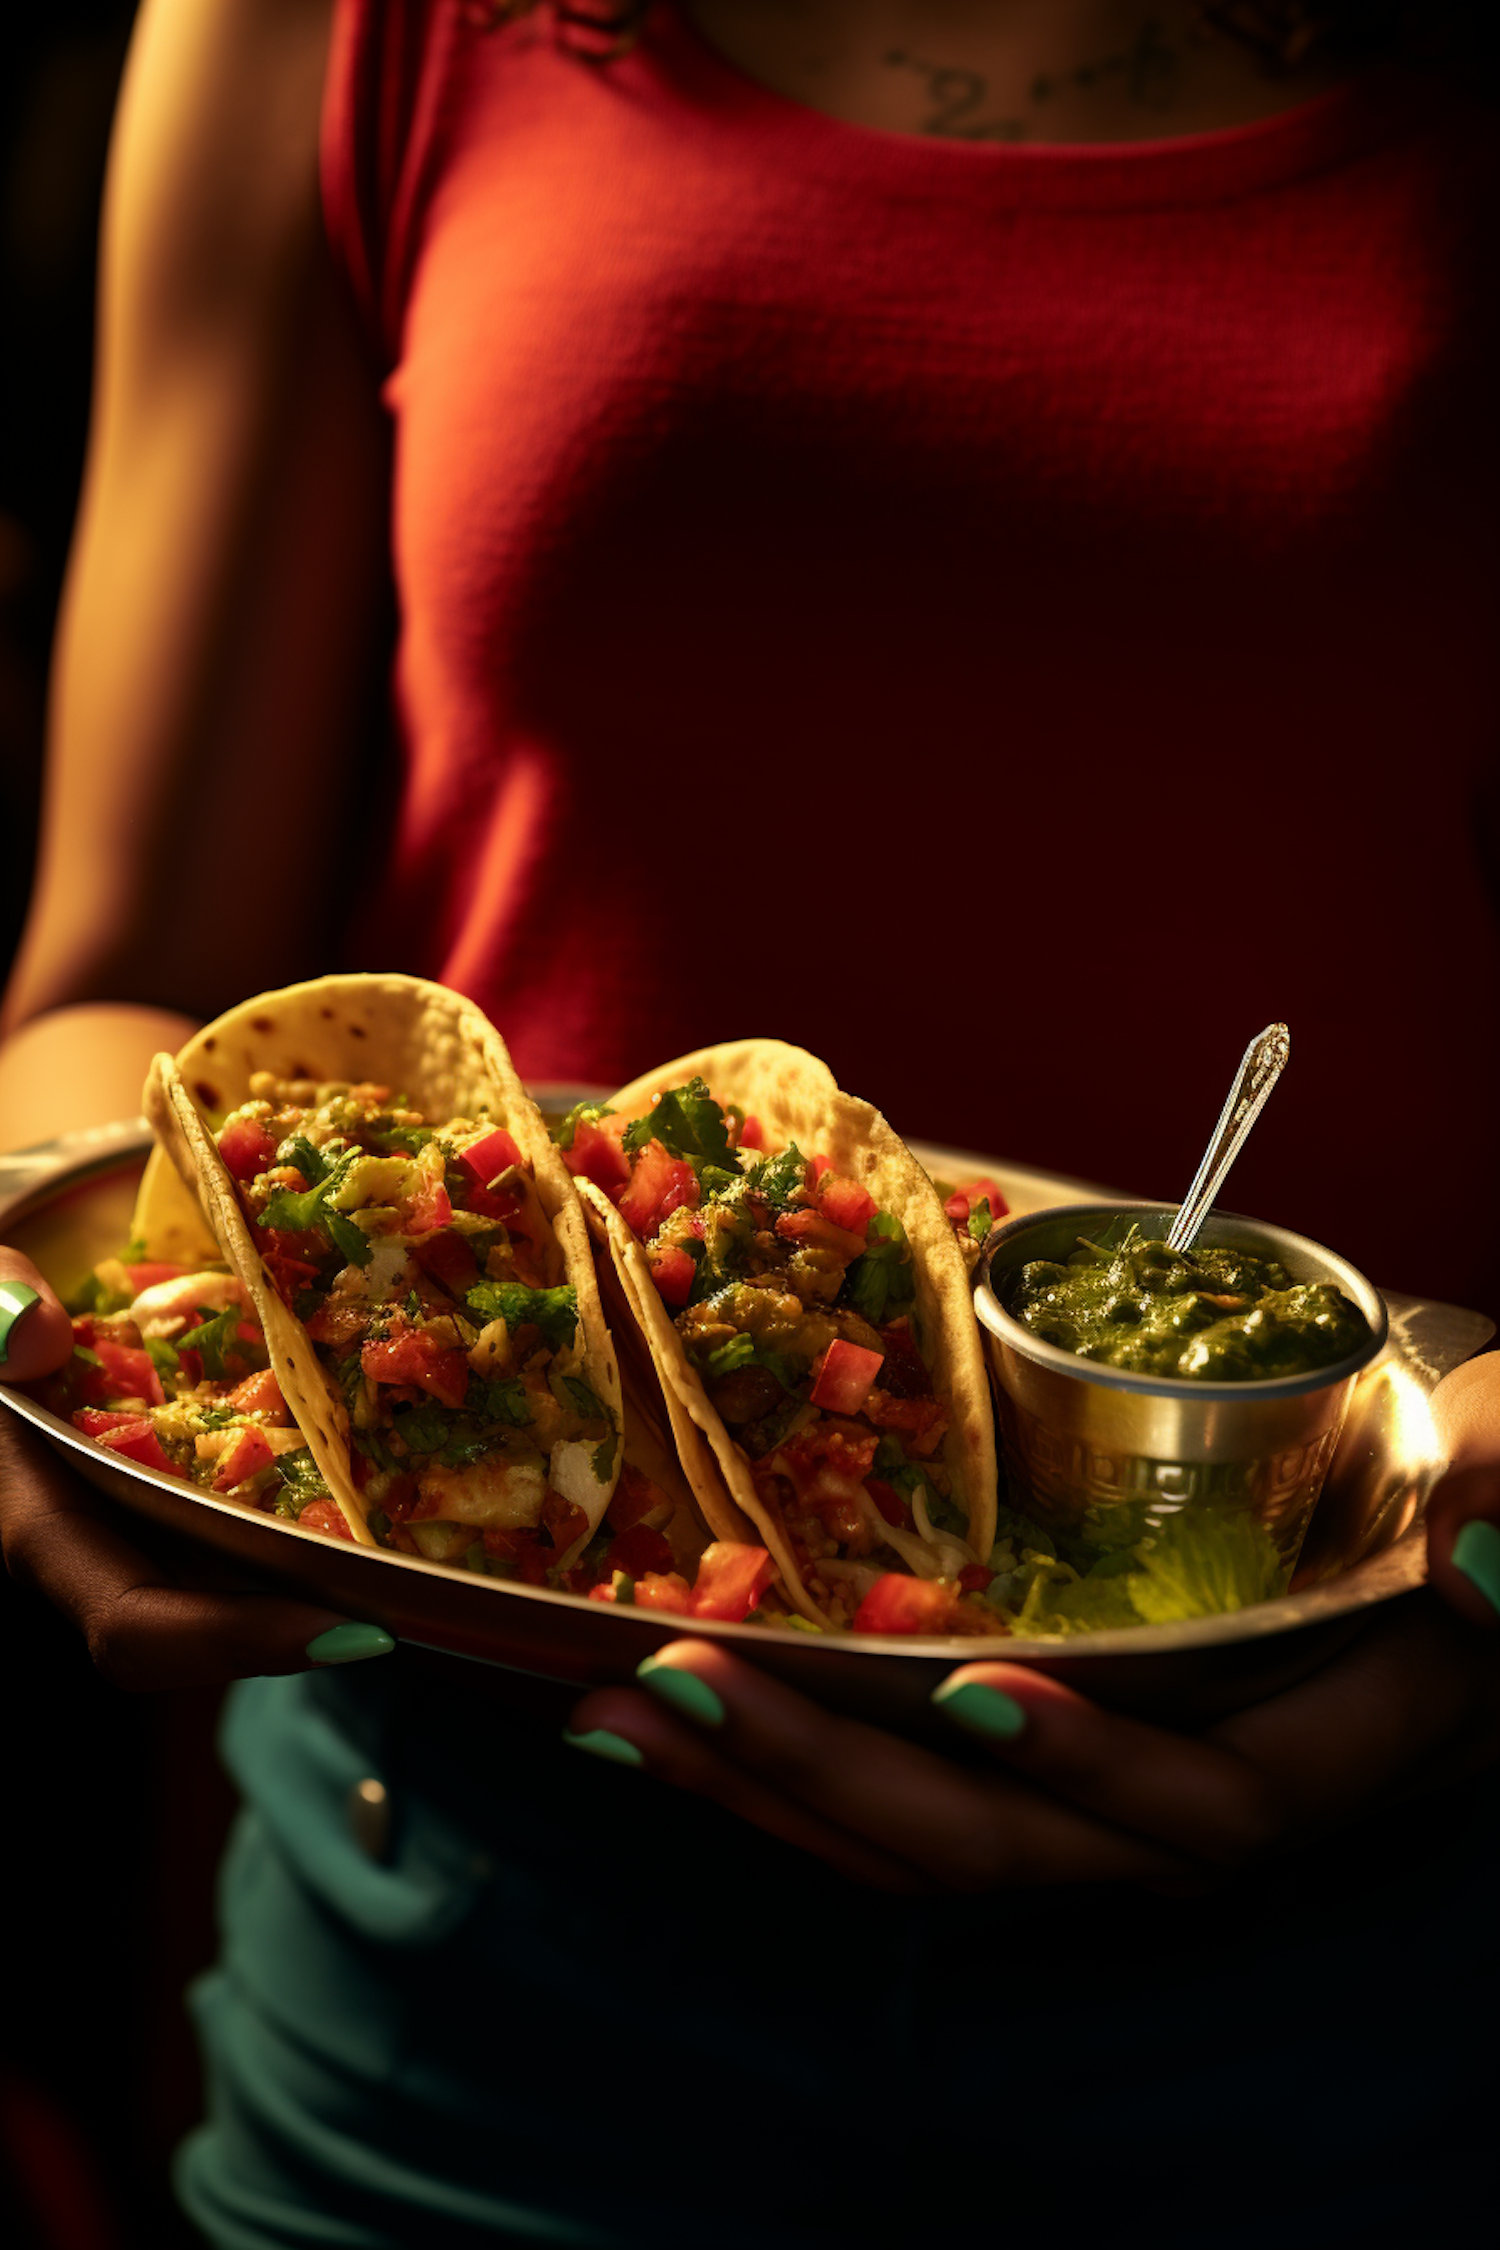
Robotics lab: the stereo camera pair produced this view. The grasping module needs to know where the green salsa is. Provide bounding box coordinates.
[1001,1226,1371,1381]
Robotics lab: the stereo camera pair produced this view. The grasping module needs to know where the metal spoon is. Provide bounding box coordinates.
[1165,1023,1291,1255]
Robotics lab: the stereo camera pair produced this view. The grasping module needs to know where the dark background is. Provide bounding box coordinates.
[0,11,233,2247]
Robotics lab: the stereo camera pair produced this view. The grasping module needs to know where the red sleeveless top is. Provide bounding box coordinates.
[322,2,1500,1309]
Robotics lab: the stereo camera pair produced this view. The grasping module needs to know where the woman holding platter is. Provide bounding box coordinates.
[1,0,1497,2242]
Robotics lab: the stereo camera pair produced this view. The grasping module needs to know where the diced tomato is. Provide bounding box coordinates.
[541,1490,591,1552]
[588,1579,619,1603]
[264,1252,322,1307]
[851,1574,961,1635]
[617,1138,690,1237]
[412,1228,481,1296]
[361,1331,471,1408]
[862,1390,948,1457]
[563,1116,631,1195]
[647,1243,697,1307]
[405,1177,453,1234]
[773,1208,868,1261]
[809,1339,884,1416]
[71,1408,146,1437]
[608,1522,674,1577]
[306,1300,371,1350]
[260,1225,328,1265]
[656,1162,700,1224]
[606,1463,671,1532]
[97,1419,178,1478]
[90,1340,166,1408]
[777,1422,880,1497]
[211,1425,276,1492]
[957,1563,994,1594]
[815,1173,877,1238]
[945,1176,1010,1227]
[633,1571,694,1614]
[122,1262,189,1295]
[810,1153,833,1182]
[866,1477,912,1530]
[458,1127,523,1189]
[299,1497,354,1542]
[738,1115,766,1152]
[218,1116,280,1182]
[689,1542,775,1622]
[227,1368,287,1418]
[481,1526,552,1583]
[463,1180,527,1225]
[876,1321,932,1399]
[177,1349,203,1388]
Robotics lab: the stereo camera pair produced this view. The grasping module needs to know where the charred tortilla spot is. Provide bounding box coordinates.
[320,1006,334,1018]
[350,1024,366,1039]
[193,1081,219,1108]
[203,1037,216,1052]
[289,1061,311,1078]
[251,1016,275,1033]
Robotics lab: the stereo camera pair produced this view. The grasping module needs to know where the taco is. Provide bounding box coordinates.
[555,1043,999,1630]
[142,975,625,1577]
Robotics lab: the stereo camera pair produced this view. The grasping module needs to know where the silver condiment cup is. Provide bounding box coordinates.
[973,1204,1388,1584]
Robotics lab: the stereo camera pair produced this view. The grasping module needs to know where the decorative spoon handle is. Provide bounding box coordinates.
[1165,1023,1291,1256]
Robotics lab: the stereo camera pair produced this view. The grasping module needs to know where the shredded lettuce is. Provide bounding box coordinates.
[983,1500,1287,1633]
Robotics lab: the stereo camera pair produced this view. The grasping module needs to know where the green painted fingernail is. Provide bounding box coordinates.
[1452,1519,1500,1617]
[563,1728,644,1768]
[636,1656,725,1727]
[931,1679,1027,1740]
[305,1622,395,1665]
[0,1281,41,1366]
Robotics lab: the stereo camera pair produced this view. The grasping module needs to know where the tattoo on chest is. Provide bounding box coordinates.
[886,17,1184,143]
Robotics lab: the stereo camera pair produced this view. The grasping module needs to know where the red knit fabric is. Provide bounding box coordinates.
[322,2,1500,1308]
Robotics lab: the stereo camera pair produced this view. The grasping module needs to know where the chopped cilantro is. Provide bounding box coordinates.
[144,1336,181,1380]
[179,1303,253,1381]
[291,1288,320,1321]
[621,1078,734,1171]
[465,1281,578,1353]
[968,1196,993,1245]
[275,1133,333,1183]
[392,1403,457,1455]
[549,1100,616,1151]
[743,1144,807,1210]
[592,1427,619,1483]
[122,1237,148,1263]
[72,1345,103,1369]
[705,1333,756,1379]
[405,1290,421,1319]
[353,1428,398,1473]
[197,1408,234,1430]
[257,1146,373,1270]
[368,1125,438,1157]
[65,1271,132,1317]
[366,1506,393,1540]
[335,1352,364,1401]
[275,1449,330,1517]
[873,1435,925,1498]
[472,1376,532,1426]
[563,1377,608,1423]
[846,1211,915,1325]
[699,1164,739,1199]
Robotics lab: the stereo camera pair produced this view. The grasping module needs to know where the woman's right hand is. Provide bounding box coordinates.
[0,1245,394,1689]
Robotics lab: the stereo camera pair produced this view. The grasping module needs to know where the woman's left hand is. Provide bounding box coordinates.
[564,1354,1500,1894]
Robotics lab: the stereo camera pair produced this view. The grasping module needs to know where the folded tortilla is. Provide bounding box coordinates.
[576,1040,997,1624]
[138,974,622,1548]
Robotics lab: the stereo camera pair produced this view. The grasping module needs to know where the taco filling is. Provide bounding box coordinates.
[559,1079,995,1630]
[33,1252,354,1538]
[210,1076,620,1578]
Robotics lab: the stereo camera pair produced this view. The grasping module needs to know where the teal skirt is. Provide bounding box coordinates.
[177,1662,1497,2248]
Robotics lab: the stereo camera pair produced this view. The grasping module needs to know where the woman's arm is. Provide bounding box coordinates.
[3,0,387,1046]
[0,0,398,1688]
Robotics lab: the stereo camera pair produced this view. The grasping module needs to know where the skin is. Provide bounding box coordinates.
[0,0,1496,1883]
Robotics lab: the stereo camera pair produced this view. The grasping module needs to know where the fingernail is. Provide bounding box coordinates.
[636,1656,725,1727]
[931,1679,1027,1740]
[305,1622,396,1665]
[563,1728,644,1768]
[0,1281,41,1366]
[1452,1519,1500,1617]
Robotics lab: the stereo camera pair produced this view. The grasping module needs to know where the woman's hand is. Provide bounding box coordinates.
[565,1353,1500,1893]
[0,1247,393,1688]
